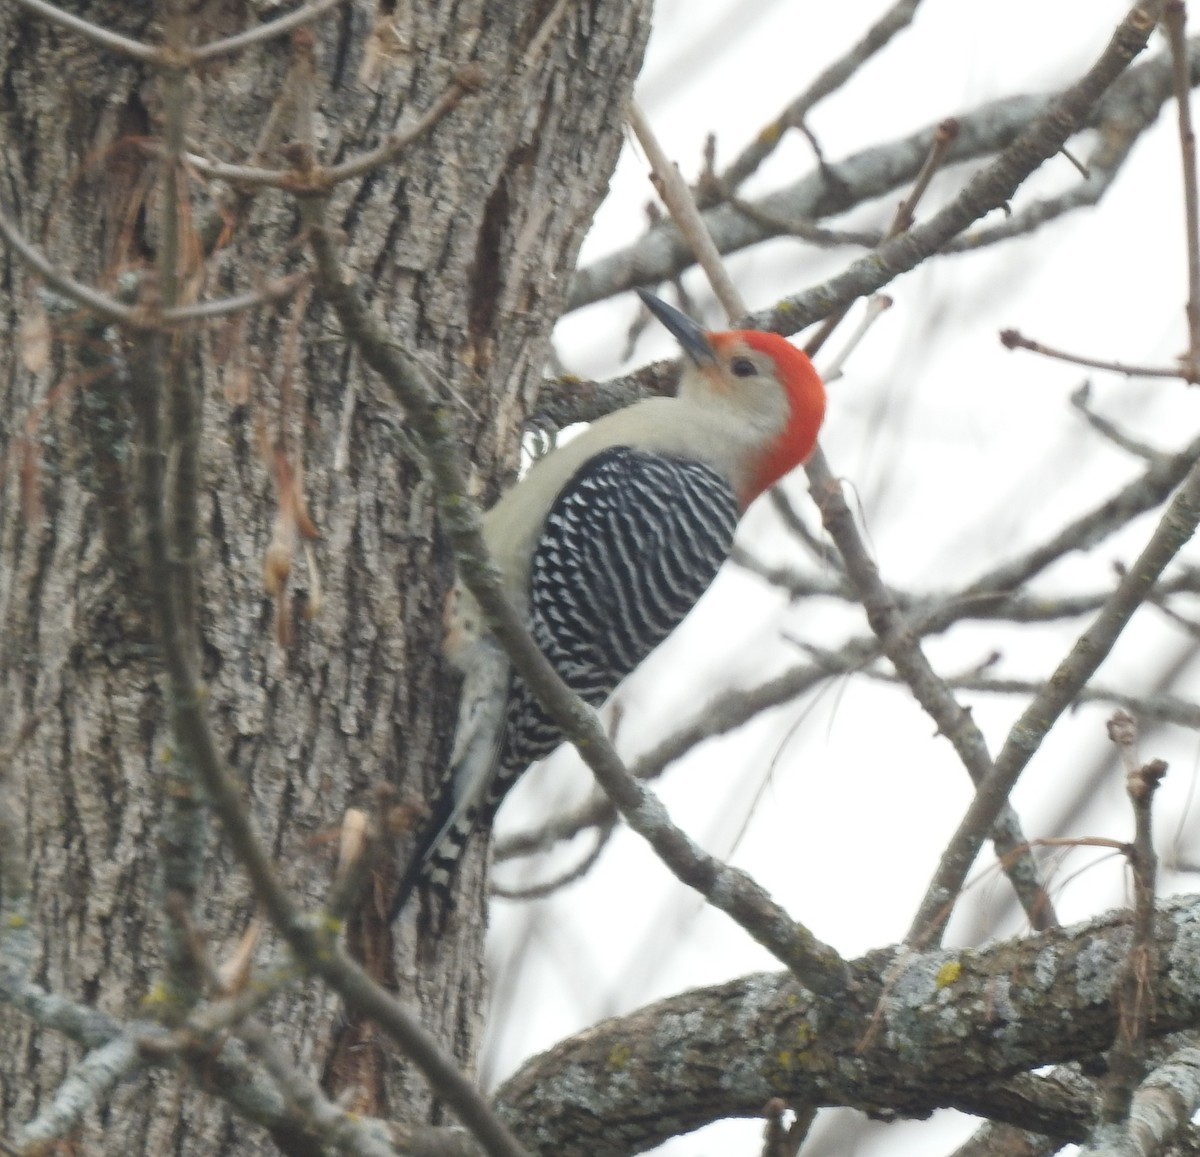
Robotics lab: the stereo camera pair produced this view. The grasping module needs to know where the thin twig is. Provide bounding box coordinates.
[1102,712,1166,1124]
[709,0,925,198]
[740,550,1200,623]
[891,117,960,233]
[804,117,958,358]
[0,194,304,329]
[172,69,480,193]
[0,201,134,324]
[491,819,617,901]
[821,294,892,382]
[178,151,298,190]
[237,1018,400,1157]
[847,666,1200,730]
[629,101,746,320]
[12,0,160,62]
[1164,2,1200,365]
[756,4,1166,337]
[323,66,485,184]
[14,0,345,66]
[726,196,880,248]
[1070,383,1169,461]
[190,0,346,63]
[163,272,310,322]
[770,488,843,571]
[1001,328,1194,382]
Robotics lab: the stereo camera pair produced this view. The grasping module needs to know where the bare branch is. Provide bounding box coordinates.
[173,69,481,193]
[1071,384,1170,460]
[1101,713,1167,1123]
[162,272,310,322]
[177,151,299,190]
[806,447,1056,938]
[190,0,347,63]
[0,200,135,324]
[116,207,531,1157]
[14,0,346,67]
[15,1037,142,1152]
[491,819,617,901]
[624,52,1051,943]
[891,117,961,234]
[499,440,1200,867]
[1164,1,1200,365]
[913,439,1200,943]
[1001,328,1194,382]
[571,8,1175,321]
[751,2,1167,335]
[237,1018,401,1157]
[324,66,485,184]
[709,0,925,198]
[850,668,1200,730]
[532,402,1200,869]
[11,0,160,62]
[629,101,746,320]
[821,294,892,382]
[0,964,376,1155]
[723,196,880,249]
[803,118,958,358]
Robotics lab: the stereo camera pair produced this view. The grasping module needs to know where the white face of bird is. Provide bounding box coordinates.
[637,290,794,441]
[679,333,794,438]
[636,289,827,502]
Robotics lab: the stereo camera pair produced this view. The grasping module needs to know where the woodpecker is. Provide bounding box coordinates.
[390,290,826,920]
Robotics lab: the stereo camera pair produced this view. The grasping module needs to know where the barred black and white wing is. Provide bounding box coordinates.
[391,445,739,918]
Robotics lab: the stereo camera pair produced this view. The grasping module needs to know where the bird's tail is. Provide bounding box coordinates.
[389,639,511,922]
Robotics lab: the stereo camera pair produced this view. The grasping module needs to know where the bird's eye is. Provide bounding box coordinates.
[730,357,757,378]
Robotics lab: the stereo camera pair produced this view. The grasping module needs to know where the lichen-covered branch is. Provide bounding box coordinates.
[494,896,1200,1157]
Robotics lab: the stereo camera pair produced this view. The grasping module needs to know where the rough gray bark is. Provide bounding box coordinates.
[0,1,650,1152]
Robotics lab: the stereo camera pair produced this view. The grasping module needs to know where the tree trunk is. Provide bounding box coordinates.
[0,1,650,1151]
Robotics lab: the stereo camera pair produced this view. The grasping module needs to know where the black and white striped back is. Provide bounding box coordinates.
[483,448,738,829]
[400,445,740,915]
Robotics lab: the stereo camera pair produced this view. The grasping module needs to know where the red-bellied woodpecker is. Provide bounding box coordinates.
[390,290,826,920]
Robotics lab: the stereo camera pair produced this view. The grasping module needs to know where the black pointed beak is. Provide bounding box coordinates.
[637,289,717,367]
